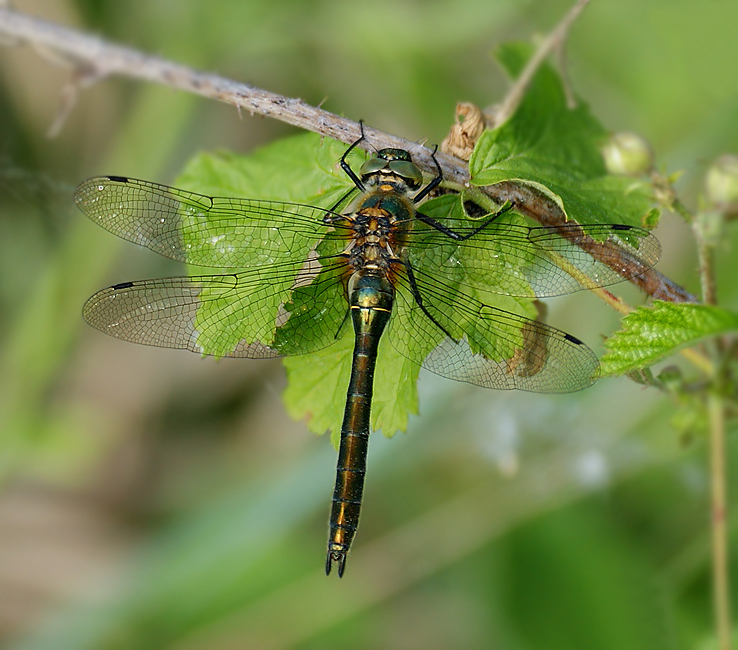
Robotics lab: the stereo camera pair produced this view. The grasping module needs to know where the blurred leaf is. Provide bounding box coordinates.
[601,301,738,375]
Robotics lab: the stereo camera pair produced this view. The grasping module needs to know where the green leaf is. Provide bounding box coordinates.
[601,301,738,375]
[177,132,358,206]
[282,332,353,444]
[470,42,657,230]
[283,325,419,444]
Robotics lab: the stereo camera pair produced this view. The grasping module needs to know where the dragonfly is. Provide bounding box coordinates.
[77,126,661,577]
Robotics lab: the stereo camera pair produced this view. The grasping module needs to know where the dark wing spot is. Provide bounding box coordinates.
[112,281,134,289]
[611,224,632,231]
[107,175,129,183]
[564,332,584,345]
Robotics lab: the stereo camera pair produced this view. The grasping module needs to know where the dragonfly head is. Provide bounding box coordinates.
[359,148,423,193]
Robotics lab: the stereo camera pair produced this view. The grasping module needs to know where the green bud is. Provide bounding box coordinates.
[657,365,682,391]
[601,132,653,176]
[705,154,738,214]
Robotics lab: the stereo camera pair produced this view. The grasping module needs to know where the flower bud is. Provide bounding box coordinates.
[705,154,738,215]
[601,132,653,176]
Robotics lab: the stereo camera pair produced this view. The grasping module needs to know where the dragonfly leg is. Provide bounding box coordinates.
[327,187,358,214]
[412,144,443,203]
[340,120,368,192]
[416,201,515,241]
[403,261,454,340]
[333,306,352,342]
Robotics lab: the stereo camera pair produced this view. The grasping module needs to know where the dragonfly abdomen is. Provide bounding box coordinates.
[326,269,394,577]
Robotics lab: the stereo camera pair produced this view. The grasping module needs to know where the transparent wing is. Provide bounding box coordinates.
[75,176,348,268]
[406,217,661,298]
[84,257,599,391]
[78,176,643,392]
[83,256,350,358]
[76,177,660,301]
[388,263,599,393]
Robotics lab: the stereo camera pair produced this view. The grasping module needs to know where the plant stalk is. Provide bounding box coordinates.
[708,391,732,650]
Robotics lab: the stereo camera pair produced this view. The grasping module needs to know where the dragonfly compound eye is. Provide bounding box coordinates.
[387,160,423,189]
[359,156,388,178]
[360,151,423,190]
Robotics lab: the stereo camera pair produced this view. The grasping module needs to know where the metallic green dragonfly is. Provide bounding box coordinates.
[77,129,660,577]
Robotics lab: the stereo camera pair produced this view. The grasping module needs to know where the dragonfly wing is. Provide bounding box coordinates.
[83,257,350,358]
[523,223,661,294]
[409,219,661,298]
[82,275,277,357]
[75,176,347,268]
[419,322,599,393]
[390,265,599,393]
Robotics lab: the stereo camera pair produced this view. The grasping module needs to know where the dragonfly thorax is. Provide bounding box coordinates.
[347,218,393,271]
[346,194,412,273]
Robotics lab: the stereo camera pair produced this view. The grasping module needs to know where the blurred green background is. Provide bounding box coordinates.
[1,1,737,648]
